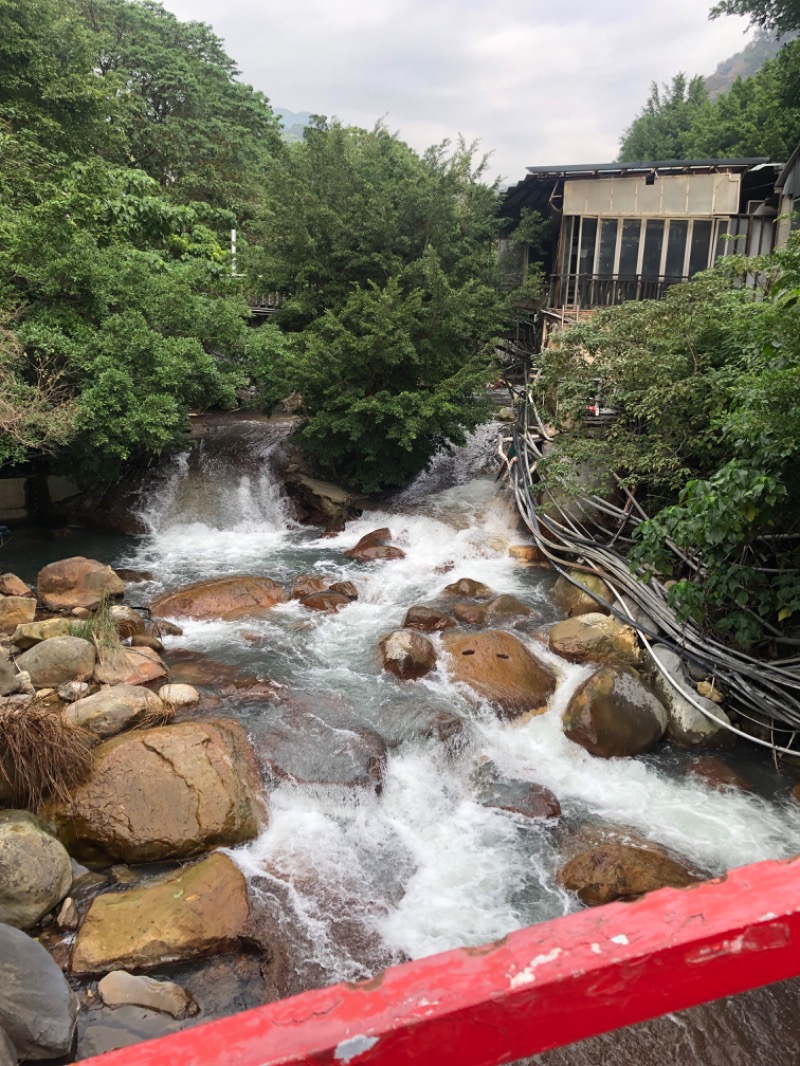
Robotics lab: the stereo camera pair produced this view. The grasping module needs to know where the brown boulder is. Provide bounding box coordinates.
[452,602,487,626]
[71,853,250,975]
[345,528,392,554]
[548,612,639,665]
[443,577,493,600]
[37,557,125,611]
[0,574,33,597]
[15,636,96,687]
[558,842,702,906]
[12,617,74,649]
[44,719,264,863]
[300,591,350,613]
[0,596,36,635]
[65,685,167,739]
[151,576,287,621]
[93,645,167,686]
[379,630,437,681]
[562,666,667,758]
[508,546,543,564]
[485,594,533,623]
[402,605,456,633]
[472,764,560,821]
[349,545,405,562]
[552,569,613,617]
[329,581,358,600]
[109,605,146,639]
[290,575,328,600]
[443,631,556,717]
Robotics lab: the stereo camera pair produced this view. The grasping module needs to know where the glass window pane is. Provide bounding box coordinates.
[641,219,664,279]
[665,220,688,277]
[561,216,575,277]
[618,219,641,276]
[579,217,598,277]
[688,220,712,277]
[714,221,729,261]
[598,219,618,274]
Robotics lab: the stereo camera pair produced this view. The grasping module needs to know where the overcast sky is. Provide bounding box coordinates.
[161,0,753,184]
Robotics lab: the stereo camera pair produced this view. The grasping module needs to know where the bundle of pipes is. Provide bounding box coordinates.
[498,369,800,758]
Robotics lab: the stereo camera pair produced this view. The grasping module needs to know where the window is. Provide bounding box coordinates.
[641,220,664,280]
[665,220,688,277]
[688,220,713,277]
[597,219,618,274]
[618,220,641,276]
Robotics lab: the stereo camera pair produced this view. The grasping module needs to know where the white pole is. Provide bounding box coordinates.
[231,228,237,275]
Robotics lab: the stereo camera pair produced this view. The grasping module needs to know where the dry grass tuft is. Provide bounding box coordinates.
[0,701,93,810]
[136,697,176,730]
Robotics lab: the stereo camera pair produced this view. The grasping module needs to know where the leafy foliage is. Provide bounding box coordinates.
[711,0,800,35]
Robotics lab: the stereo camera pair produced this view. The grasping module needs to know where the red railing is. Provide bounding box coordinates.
[82,856,800,1066]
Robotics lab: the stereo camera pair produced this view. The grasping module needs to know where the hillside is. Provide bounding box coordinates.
[705,28,796,96]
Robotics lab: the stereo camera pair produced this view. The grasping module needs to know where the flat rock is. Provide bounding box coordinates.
[552,569,613,617]
[44,719,264,863]
[562,666,667,758]
[0,811,72,929]
[15,636,96,688]
[71,853,250,974]
[548,612,639,665]
[0,922,77,1059]
[151,576,287,621]
[379,630,437,680]
[0,574,33,598]
[0,597,35,636]
[443,577,493,600]
[12,617,74,649]
[97,971,197,1019]
[65,685,167,739]
[37,557,125,611]
[93,645,167,686]
[443,631,556,718]
[402,605,456,633]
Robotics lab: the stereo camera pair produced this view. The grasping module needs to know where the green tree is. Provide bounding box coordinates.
[619,75,710,161]
[711,0,800,35]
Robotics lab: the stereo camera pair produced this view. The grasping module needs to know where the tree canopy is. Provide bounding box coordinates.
[711,0,800,35]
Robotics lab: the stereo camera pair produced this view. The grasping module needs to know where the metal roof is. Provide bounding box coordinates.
[525,158,775,176]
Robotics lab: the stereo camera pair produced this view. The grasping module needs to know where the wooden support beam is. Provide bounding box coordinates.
[81,857,800,1066]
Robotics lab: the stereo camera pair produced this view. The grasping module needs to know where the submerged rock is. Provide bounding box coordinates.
[15,636,96,688]
[0,811,72,930]
[685,756,753,792]
[485,594,533,624]
[301,590,350,613]
[472,763,560,821]
[71,853,250,974]
[562,666,667,758]
[151,575,287,621]
[37,556,125,611]
[44,719,264,863]
[443,630,556,718]
[345,528,406,562]
[442,577,493,600]
[402,605,456,633]
[379,630,437,681]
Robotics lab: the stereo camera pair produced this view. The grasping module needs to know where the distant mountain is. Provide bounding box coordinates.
[274,107,314,143]
[705,29,796,98]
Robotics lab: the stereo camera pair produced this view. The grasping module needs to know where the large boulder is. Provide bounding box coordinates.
[442,631,556,717]
[0,597,36,635]
[11,617,74,649]
[15,636,96,688]
[151,575,287,621]
[402,605,456,633]
[558,841,702,905]
[548,612,639,666]
[64,685,167,739]
[649,645,730,747]
[345,528,406,562]
[0,811,72,930]
[44,719,264,863]
[0,922,78,1060]
[379,630,437,681]
[93,645,167,686]
[37,557,124,611]
[552,569,613,617]
[562,666,667,758]
[71,853,250,975]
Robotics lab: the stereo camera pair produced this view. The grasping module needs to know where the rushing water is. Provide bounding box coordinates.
[62,416,800,1060]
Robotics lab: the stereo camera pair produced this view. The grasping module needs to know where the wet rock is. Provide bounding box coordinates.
[685,756,753,792]
[113,568,154,584]
[151,576,287,621]
[0,574,33,598]
[0,1028,15,1066]
[158,683,200,707]
[473,763,560,820]
[442,630,556,718]
[452,602,487,626]
[485,594,533,623]
[329,580,358,600]
[443,577,493,600]
[301,591,350,612]
[562,666,667,758]
[558,842,702,905]
[552,569,613,617]
[380,705,466,751]
[290,575,328,599]
[0,811,72,929]
[57,897,80,931]
[93,645,167,686]
[109,605,147,639]
[0,597,36,635]
[98,971,198,1019]
[71,853,250,974]
[508,546,544,564]
[154,618,183,637]
[65,685,167,739]
[130,633,164,652]
[0,922,77,1059]
[345,528,392,553]
[37,556,125,612]
[379,630,437,680]
[15,636,96,687]
[349,545,405,561]
[44,719,264,863]
[650,645,730,747]
[257,702,387,792]
[548,612,639,666]
[402,605,456,633]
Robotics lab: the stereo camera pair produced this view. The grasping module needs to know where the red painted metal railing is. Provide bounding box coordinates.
[82,856,800,1066]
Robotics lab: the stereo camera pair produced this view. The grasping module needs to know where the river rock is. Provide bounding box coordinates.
[0,811,73,929]
[71,853,250,975]
[97,971,198,1019]
[0,922,77,1059]
[562,666,667,758]
[0,597,36,635]
[301,590,350,612]
[37,557,125,611]
[452,602,487,626]
[158,683,200,707]
[0,574,33,598]
[472,763,560,820]
[402,605,456,632]
[685,756,753,792]
[290,575,328,599]
[345,528,391,553]
[558,842,702,905]
[257,702,387,792]
[44,719,264,863]
[443,577,494,600]
[57,680,89,702]
[351,545,406,561]
[0,1028,15,1066]
[109,605,146,639]
[548,612,639,666]
[15,636,96,687]
[552,569,613,617]
[443,631,556,717]
[93,645,167,686]
[0,658,20,697]
[328,581,358,600]
[65,685,166,739]
[379,704,466,751]
[485,594,533,623]
[11,617,75,649]
[649,645,730,747]
[151,575,287,621]
[379,630,437,680]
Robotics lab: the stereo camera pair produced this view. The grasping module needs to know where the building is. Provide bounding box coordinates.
[775,144,800,248]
